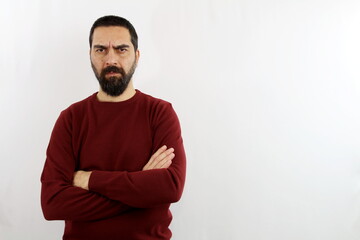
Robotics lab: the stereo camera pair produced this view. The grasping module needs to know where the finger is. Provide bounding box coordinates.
[148,145,167,164]
[153,153,175,169]
[160,159,172,169]
[148,148,174,169]
[143,146,168,170]
[160,153,175,168]
[143,146,167,170]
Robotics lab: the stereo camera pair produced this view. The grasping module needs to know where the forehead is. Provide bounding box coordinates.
[92,26,132,46]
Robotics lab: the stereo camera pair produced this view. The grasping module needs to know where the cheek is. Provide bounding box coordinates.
[91,53,103,64]
[124,56,137,67]
[91,58,103,70]
[91,62,102,76]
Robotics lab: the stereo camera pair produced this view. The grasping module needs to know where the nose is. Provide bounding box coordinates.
[104,49,118,66]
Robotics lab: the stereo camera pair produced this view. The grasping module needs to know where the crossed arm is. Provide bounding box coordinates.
[42,143,180,221]
[73,145,175,190]
[41,103,186,221]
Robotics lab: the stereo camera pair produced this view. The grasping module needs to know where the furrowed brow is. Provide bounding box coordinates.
[114,44,130,49]
[93,44,107,49]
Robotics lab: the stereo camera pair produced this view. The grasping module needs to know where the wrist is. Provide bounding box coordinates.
[83,171,92,190]
[73,170,92,190]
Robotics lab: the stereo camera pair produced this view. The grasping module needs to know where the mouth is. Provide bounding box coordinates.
[106,71,121,76]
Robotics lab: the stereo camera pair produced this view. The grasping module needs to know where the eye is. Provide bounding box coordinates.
[119,48,127,52]
[95,48,105,53]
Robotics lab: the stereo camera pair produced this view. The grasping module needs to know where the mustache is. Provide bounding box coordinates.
[103,65,125,75]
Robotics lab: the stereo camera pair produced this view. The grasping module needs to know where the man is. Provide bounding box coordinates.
[40,15,186,240]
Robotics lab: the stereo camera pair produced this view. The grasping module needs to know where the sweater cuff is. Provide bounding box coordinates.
[88,170,104,193]
[88,170,127,196]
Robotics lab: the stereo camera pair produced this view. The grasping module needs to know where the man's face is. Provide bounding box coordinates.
[90,26,139,96]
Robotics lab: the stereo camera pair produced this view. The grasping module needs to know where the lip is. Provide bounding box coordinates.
[106,72,120,76]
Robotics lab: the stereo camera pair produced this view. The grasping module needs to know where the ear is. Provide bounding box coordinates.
[135,50,140,64]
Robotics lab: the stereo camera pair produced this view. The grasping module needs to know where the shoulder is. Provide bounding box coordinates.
[138,90,179,125]
[59,93,96,120]
[139,90,173,110]
[138,90,176,117]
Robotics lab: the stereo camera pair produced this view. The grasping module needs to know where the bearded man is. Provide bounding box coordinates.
[40,15,186,240]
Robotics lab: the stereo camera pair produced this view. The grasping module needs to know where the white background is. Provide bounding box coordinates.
[1,0,360,239]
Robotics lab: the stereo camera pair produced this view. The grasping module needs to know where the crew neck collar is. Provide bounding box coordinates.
[91,89,142,106]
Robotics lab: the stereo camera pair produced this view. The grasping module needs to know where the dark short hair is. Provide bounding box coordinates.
[89,15,138,50]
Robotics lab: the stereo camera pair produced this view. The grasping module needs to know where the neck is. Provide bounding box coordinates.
[97,81,136,102]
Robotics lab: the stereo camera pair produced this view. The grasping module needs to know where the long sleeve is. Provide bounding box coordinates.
[88,102,186,208]
[40,110,131,221]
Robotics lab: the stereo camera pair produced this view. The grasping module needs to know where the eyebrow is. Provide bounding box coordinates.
[93,44,130,49]
[93,44,106,49]
[114,44,130,49]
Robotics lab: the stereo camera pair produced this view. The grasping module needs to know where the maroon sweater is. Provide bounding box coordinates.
[41,90,186,240]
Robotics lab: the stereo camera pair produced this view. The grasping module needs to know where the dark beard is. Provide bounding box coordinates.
[91,61,137,97]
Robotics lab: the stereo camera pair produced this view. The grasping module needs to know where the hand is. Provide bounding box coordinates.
[143,145,175,171]
[73,170,92,190]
